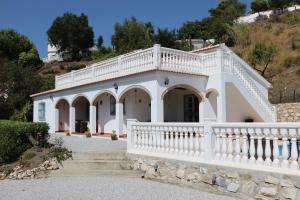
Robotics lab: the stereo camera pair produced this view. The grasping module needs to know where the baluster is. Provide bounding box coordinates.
[221,129,227,161]
[137,126,141,149]
[174,127,179,154]
[144,126,149,150]
[141,126,145,150]
[233,128,241,162]
[148,126,152,151]
[240,128,248,163]
[200,129,205,157]
[169,127,174,153]
[183,127,188,154]
[289,129,299,170]
[194,127,200,156]
[227,128,233,161]
[152,126,157,151]
[160,126,165,152]
[165,127,170,153]
[263,128,272,166]
[133,125,138,149]
[189,127,194,156]
[156,126,161,152]
[248,128,256,164]
[271,128,280,167]
[256,128,264,165]
[179,127,184,154]
[214,128,221,160]
[280,128,289,168]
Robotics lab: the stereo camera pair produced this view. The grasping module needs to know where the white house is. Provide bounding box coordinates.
[31,44,277,136]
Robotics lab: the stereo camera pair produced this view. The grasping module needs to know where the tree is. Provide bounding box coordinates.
[111,17,154,53]
[47,13,94,60]
[209,0,247,24]
[155,28,177,48]
[97,35,104,49]
[269,0,292,8]
[249,43,277,77]
[251,0,270,13]
[0,29,41,68]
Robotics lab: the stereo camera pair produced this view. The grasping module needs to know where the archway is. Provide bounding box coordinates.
[71,95,90,133]
[118,86,152,133]
[92,91,117,134]
[163,85,203,122]
[203,89,218,122]
[55,99,70,132]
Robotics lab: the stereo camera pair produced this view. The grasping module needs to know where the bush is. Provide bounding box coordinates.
[0,120,49,163]
[47,137,72,163]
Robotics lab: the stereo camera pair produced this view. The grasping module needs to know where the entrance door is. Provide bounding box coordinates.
[184,95,199,122]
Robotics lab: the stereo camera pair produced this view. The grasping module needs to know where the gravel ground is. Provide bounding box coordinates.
[50,133,126,153]
[0,176,238,200]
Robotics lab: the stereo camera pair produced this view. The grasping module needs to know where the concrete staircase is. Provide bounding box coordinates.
[50,151,141,177]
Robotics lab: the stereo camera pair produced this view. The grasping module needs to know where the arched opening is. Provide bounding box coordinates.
[163,85,202,122]
[71,96,90,133]
[203,90,218,121]
[92,92,117,134]
[55,99,70,132]
[119,87,151,132]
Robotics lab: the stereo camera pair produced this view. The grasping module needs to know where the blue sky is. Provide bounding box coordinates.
[0,0,251,58]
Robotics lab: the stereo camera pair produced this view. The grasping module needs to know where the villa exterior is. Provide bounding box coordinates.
[31,44,276,135]
[32,43,300,175]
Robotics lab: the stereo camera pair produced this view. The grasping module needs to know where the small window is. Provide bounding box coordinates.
[123,98,126,115]
[38,102,46,121]
[110,96,116,115]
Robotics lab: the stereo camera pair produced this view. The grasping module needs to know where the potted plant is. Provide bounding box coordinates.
[65,132,70,136]
[111,130,118,140]
[85,131,91,138]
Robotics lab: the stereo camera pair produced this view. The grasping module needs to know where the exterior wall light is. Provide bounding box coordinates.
[114,83,118,92]
[164,77,169,85]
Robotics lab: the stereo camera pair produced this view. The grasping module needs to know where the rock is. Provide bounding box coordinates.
[201,174,215,185]
[140,163,149,172]
[133,162,140,170]
[186,172,201,183]
[264,176,279,185]
[281,187,297,200]
[241,181,258,196]
[215,176,227,188]
[260,186,278,197]
[294,181,300,189]
[199,167,207,174]
[144,167,157,179]
[280,179,294,188]
[176,169,185,179]
[227,182,240,193]
[254,194,274,200]
[226,172,239,179]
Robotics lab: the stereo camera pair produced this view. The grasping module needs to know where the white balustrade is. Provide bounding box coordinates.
[128,121,300,175]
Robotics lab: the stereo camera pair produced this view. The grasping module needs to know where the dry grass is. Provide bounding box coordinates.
[231,11,300,103]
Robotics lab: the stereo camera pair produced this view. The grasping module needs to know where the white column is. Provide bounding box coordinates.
[55,108,59,132]
[69,106,75,134]
[151,97,164,122]
[115,102,123,136]
[89,105,96,134]
[199,99,205,123]
[216,49,226,122]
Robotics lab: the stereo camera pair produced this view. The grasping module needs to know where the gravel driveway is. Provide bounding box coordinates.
[0,176,238,200]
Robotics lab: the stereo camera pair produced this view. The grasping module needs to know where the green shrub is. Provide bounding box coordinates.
[85,131,91,138]
[22,151,36,161]
[0,120,49,163]
[47,137,72,163]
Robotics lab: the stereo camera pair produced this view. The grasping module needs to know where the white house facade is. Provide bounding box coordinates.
[32,44,276,136]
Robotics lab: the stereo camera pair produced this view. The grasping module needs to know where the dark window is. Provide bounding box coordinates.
[123,98,126,115]
[110,96,116,115]
[184,95,199,122]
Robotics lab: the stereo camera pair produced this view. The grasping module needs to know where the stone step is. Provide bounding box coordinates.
[72,152,126,161]
[60,160,130,170]
[50,169,142,177]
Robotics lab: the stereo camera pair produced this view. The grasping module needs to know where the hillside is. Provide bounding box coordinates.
[39,11,300,104]
[231,11,300,103]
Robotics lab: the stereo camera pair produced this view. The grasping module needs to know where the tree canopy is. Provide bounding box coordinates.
[47,13,94,60]
[0,29,41,68]
[111,17,154,53]
[251,0,270,12]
